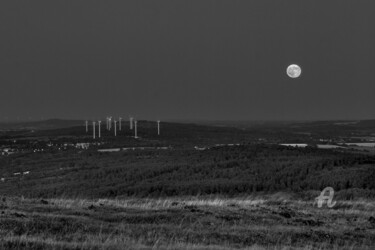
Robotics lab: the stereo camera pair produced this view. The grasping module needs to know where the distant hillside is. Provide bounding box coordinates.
[0,119,84,131]
[203,120,375,139]
[1,120,259,147]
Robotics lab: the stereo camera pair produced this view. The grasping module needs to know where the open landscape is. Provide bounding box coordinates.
[1,119,375,249]
[1,1,374,249]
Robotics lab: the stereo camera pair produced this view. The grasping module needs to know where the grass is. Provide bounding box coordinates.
[1,195,374,249]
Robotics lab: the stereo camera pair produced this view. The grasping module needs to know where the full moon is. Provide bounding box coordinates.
[287,64,302,78]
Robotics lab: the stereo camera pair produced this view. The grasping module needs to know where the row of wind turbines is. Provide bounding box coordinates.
[85,117,161,139]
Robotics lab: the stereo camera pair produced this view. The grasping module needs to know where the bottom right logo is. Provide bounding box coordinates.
[315,187,336,208]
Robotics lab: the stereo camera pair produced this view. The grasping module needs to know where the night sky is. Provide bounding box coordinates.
[0,1,374,121]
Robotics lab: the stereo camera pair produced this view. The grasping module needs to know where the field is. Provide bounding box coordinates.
[1,195,375,250]
[1,119,375,249]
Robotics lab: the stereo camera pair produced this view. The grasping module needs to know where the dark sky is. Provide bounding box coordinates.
[0,1,374,121]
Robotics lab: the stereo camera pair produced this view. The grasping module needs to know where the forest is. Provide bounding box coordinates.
[1,144,374,199]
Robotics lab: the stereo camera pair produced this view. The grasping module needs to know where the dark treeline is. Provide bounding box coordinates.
[1,144,374,199]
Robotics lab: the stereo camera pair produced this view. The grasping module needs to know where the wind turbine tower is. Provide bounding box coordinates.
[98,121,101,138]
[130,117,134,130]
[119,117,122,131]
[157,120,160,135]
[92,121,96,139]
[109,117,112,131]
[114,120,117,136]
[134,120,138,138]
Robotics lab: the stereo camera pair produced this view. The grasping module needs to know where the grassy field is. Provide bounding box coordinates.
[1,194,374,249]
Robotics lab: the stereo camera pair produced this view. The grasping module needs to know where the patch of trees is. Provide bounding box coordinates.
[1,145,375,198]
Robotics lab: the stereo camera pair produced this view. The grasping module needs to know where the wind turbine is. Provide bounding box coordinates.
[129,116,134,130]
[157,120,161,135]
[109,117,112,131]
[119,117,122,131]
[114,120,117,136]
[98,121,101,138]
[134,120,138,138]
[92,121,96,139]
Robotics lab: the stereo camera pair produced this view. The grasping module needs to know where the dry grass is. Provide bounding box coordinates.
[48,196,266,210]
[1,195,375,249]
